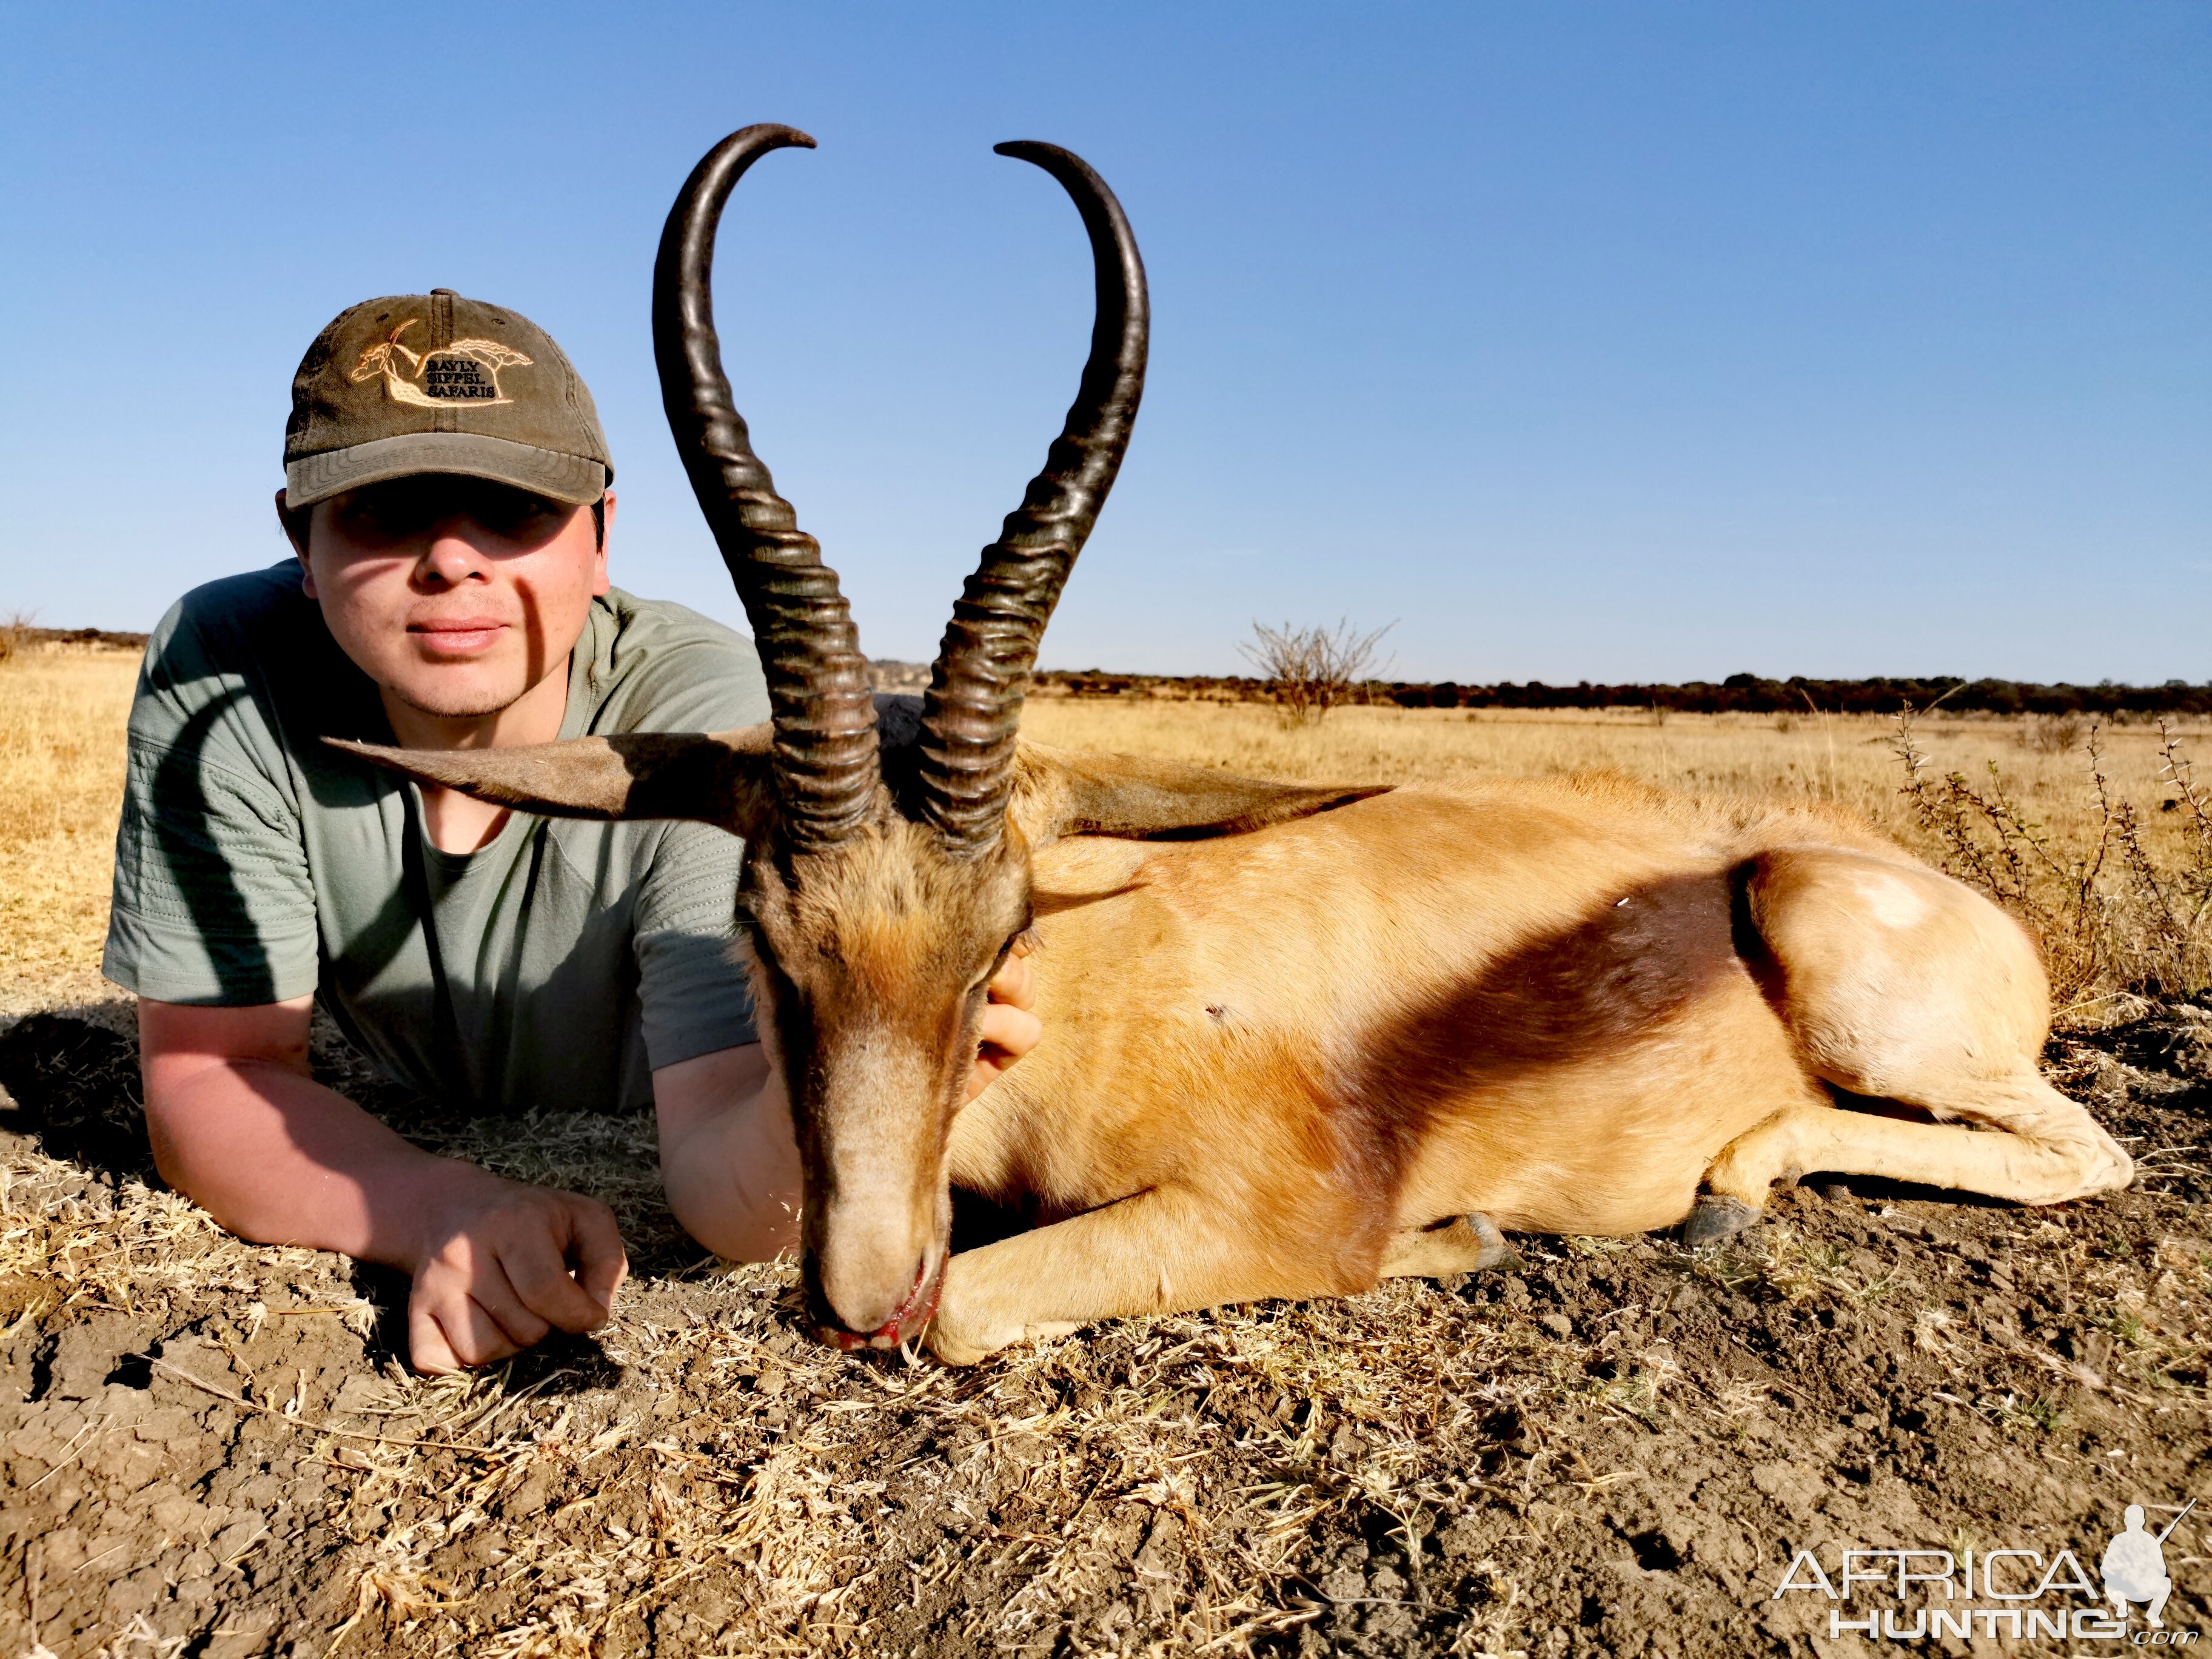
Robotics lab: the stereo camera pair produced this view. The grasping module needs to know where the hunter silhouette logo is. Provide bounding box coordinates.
[350,319,532,409]
[2105,1498,2195,1628]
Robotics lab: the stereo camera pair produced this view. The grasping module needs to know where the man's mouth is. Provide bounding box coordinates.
[408,618,508,655]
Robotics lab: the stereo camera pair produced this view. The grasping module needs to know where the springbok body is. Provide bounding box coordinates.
[925,765,2132,1360]
[347,124,2131,1365]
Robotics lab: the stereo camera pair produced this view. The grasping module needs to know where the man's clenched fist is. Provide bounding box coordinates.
[404,1174,628,1373]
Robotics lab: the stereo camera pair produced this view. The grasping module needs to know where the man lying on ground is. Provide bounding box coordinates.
[101,290,1039,1373]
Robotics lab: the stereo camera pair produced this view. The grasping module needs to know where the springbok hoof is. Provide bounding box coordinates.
[1681,1194,1758,1248]
[1466,1212,1521,1272]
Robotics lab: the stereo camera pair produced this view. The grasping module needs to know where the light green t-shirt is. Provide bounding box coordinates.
[101,563,770,1117]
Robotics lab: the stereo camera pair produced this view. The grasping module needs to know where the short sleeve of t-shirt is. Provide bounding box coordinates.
[631,819,752,1069]
[579,593,769,1071]
[103,591,323,1005]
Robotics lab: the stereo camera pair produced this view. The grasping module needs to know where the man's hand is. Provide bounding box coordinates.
[404,1170,628,1373]
[968,934,1041,1100]
[139,996,629,1378]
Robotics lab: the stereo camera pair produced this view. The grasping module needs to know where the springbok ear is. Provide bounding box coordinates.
[1009,742,1387,847]
[325,725,777,837]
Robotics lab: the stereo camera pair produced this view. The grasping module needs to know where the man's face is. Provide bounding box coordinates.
[288,474,612,720]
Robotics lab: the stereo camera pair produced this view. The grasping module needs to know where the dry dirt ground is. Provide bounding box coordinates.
[1,1005,2206,1657]
[0,653,2207,1655]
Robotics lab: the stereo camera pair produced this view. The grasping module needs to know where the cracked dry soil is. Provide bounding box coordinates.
[0,1006,2204,1657]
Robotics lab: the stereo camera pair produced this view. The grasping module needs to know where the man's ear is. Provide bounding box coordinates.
[276,488,315,593]
[1010,742,1387,847]
[326,725,777,839]
[589,489,614,596]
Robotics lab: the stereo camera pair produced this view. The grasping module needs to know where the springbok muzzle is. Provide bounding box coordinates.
[808,1251,947,1353]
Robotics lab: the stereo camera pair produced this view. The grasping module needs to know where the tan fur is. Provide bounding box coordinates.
[925,769,2130,1362]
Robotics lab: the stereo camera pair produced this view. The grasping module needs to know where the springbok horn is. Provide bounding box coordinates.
[918,142,1148,853]
[654,124,880,848]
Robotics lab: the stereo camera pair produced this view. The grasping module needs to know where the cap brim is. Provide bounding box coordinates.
[284,432,609,509]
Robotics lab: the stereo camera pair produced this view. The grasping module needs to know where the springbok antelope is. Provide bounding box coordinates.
[343,125,2133,1364]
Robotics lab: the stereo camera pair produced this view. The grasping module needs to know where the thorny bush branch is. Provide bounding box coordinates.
[1894,705,2212,1011]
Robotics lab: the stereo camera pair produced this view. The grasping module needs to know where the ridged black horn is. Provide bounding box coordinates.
[918,141,1148,853]
[653,124,879,848]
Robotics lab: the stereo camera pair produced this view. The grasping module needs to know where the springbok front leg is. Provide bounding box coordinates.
[925,1184,1372,1365]
[1691,846,2133,1237]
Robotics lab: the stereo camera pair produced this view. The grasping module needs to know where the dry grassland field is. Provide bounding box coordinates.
[0,643,2207,1658]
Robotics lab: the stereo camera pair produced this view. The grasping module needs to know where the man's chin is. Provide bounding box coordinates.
[382,675,527,723]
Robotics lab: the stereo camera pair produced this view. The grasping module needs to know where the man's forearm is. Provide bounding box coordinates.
[144,1057,488,1272]
[662,1088,803,1261]
[654,1044,803,1262]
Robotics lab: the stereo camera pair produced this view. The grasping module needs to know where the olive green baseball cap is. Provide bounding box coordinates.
[284,288,612,509]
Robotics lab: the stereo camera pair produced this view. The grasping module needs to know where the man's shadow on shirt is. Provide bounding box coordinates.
[141,693,287,1004]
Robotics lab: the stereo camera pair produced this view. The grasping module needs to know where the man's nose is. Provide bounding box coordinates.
[418,524,486,586]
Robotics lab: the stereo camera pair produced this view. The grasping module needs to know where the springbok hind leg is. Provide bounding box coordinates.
[1379,1212,1521,1278]
[1696,847,2133,1229]
[1698,1073,2130,1223]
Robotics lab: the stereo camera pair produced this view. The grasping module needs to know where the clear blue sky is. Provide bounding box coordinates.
[4,3,2205,682]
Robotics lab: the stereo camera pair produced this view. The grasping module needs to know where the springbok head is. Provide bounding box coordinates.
[337,125,1381,1350]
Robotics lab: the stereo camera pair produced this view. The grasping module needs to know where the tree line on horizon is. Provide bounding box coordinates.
[16,625,2206,721]
[1035,668,2212,717]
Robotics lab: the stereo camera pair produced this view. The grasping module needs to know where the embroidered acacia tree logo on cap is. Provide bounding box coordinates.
[350,319,533,408]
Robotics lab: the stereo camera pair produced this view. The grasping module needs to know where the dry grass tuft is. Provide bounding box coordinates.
[2019,712,2085,754]
[1238,620,1395,727]
[0,1138,326,1338]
